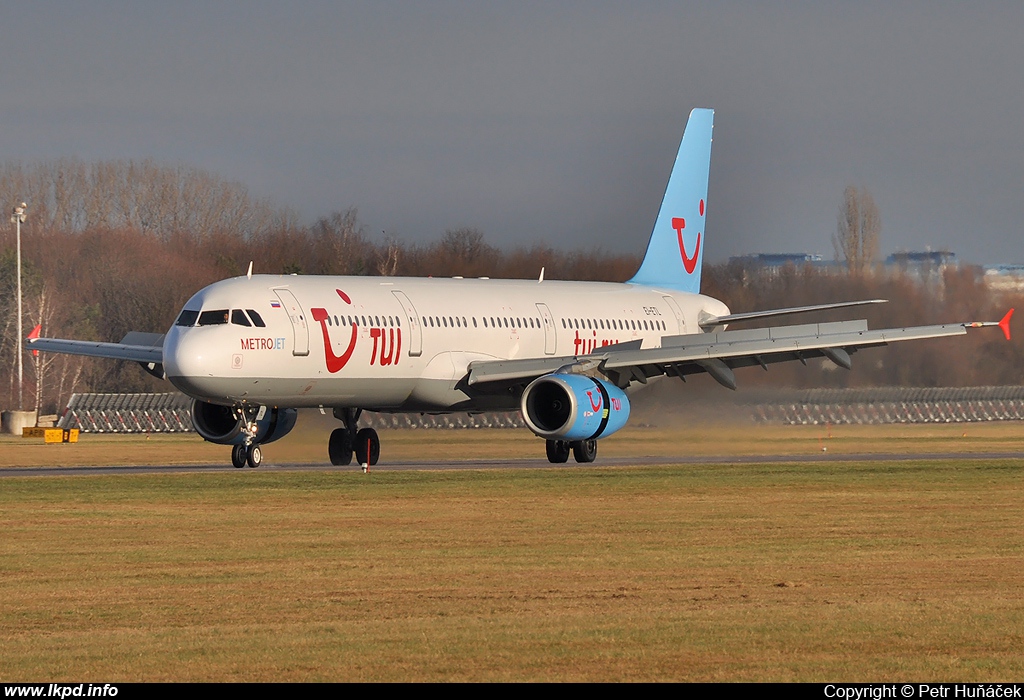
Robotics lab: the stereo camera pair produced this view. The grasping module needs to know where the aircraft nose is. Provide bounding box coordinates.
[164,328,217,397]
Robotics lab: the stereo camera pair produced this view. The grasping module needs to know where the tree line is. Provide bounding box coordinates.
[0,161,1020,415]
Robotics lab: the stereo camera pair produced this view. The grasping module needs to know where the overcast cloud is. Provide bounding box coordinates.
[1,1,1022,264]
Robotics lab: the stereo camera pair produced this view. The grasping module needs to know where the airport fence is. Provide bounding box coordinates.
[58,393,194,433]
[56,387,1024,433]
[56,393,526,433]
[749,386,1024,425]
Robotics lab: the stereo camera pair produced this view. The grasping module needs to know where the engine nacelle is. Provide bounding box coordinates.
[190,400,297,446]
[521,373,630,441]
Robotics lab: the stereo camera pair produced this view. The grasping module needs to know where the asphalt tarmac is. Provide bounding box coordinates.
[2,451,1022,477]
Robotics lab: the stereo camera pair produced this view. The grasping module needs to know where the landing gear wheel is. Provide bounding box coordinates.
[231,444,247,469]
[246,444,262,468]
[546,439,570,463]
[572,439,597,463]
[329,428,353,466]
[354,427,380,466]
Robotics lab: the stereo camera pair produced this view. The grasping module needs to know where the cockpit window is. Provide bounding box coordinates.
[175,309,199,327]
[246,309,267,328]
[198,309,229,326]
[231,309,252,327]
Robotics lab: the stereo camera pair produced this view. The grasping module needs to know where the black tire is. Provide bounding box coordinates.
[246,444,262,468]
[231,444,247,469]
[329,428,353,466]
[354,427,380,466]
[572,439,597,463]
[546,439,570,463]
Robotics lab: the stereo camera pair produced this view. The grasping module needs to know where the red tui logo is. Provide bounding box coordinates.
[311,289,358,373]
[673,199,704,275]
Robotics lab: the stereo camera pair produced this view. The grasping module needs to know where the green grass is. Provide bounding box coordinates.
[2,458,1024,681]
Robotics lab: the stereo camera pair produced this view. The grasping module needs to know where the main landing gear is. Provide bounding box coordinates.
[545,439,597,464]
[330,408,380,466]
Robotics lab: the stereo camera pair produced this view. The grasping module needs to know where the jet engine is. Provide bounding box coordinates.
[521,373,630,441]
[190,400,297,446]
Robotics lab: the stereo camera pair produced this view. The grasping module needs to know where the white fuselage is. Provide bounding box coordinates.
[163,274,730,411]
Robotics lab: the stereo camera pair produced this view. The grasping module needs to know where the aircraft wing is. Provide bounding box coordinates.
[466,318,988,391]
[26,332,164,364]
[697,299,887,329]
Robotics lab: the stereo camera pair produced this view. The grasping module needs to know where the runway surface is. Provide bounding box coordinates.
[2,451,1022,477]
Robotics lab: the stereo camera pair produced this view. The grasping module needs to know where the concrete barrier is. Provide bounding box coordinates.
[1,410,38,435]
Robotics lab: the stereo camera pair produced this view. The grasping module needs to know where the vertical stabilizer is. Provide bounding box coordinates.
[628,108,714,293]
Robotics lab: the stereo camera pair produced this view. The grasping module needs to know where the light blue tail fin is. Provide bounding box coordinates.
[628,108,714,293]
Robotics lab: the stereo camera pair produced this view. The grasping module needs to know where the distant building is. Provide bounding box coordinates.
[982,264,1024,294]
[727,247,1024,294]
[728,249,968,286]
[887,249,957,271]
[883,249,958,287]
[727,253,835,278]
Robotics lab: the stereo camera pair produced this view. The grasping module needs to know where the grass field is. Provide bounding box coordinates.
[1,425,1023,681]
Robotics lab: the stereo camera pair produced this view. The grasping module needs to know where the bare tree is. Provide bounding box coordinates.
[833,185,881,275]
[441,228,489,262]
[376,235,400,277]
[0,158,292,240]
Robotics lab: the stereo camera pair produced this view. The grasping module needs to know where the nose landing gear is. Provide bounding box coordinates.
[230,405,265,468]
[231,443,263,468]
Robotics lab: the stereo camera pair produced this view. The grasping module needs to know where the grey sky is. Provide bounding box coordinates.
[2,1,1023,265]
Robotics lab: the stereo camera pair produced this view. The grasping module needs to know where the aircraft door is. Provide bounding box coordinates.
[662,296,686,334]
[536,303,556,355]
[391,290,423,357]
[273,288,310,357]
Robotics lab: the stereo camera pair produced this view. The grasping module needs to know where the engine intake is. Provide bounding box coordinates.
[521,373,630,441]
[191,400,297,445]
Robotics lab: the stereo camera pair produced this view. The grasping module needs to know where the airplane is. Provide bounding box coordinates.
[27,108,1013,469]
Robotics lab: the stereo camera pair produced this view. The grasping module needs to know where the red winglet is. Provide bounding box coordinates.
[999,308,1014,341]
[27,323,41,357]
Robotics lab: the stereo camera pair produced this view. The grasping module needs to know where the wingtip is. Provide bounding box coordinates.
[1000,308,1014,341]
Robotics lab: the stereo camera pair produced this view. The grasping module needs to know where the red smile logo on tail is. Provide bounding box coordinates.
[311,289,358,373]
[673,199,704,275]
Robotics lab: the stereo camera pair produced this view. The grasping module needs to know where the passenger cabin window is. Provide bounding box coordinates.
[231,309,252,327]
[198,309,229,326]
[175,309,199,327]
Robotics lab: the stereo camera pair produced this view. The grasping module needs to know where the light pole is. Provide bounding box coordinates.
[11,203,26,411]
